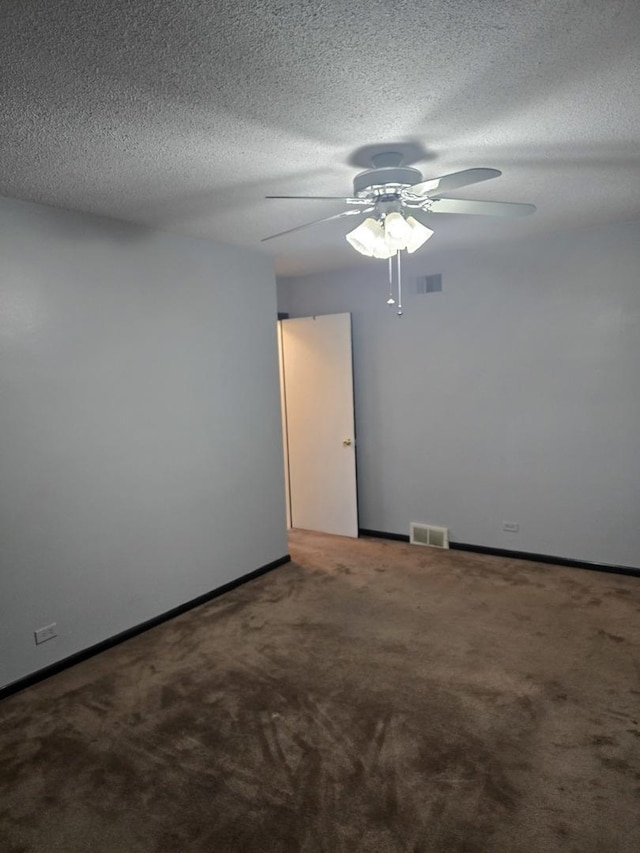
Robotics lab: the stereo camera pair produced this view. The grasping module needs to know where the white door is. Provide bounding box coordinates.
[279,313,358,538]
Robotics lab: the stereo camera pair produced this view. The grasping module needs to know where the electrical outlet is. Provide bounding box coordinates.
[34,623,57,645]
[502,522,519,533]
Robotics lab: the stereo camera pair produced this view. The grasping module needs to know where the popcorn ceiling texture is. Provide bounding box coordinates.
[1,0,639,274]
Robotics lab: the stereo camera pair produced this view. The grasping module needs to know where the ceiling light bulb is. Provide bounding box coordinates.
[345,218,384,256]
[405,216,434,253]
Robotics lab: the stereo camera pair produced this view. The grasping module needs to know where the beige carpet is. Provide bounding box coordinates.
[1,530,639,852]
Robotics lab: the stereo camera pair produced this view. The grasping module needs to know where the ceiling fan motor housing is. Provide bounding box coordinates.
[353,166,422,197]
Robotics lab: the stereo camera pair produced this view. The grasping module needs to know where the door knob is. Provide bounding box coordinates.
[342,438,353,446]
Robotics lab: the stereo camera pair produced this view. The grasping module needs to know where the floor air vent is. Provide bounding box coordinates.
[410,523,449,549]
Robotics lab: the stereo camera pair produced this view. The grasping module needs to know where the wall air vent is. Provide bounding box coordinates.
[410,523,449,549]
[416,274,442,294]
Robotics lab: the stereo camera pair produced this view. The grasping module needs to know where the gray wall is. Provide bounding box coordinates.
[0,196,287,689]
[278,220,640,568]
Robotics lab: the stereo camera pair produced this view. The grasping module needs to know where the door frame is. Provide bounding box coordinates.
[277,313,359,537]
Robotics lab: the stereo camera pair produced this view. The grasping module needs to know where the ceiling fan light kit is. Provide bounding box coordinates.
[264,150,535,313]
[346,211,433,259]
[345,213,433,259]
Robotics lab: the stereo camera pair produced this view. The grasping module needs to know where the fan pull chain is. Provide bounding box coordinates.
[396,251,403,316]
[386,256,395,305]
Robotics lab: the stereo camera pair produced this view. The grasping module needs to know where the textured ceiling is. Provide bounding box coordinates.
[1,0,639,275]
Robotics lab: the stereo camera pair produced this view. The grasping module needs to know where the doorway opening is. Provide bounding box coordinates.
[278,313,358,538]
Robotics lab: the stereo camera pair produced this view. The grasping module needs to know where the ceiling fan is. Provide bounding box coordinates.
[262,151,535,259]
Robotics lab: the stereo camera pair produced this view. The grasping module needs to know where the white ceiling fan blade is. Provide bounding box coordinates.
[261,207,374,242]
[404,168,502,199]
[266,195,371,205]
[428,198,536,217]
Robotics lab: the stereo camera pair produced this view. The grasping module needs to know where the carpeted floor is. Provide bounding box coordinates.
[1,531,640,853]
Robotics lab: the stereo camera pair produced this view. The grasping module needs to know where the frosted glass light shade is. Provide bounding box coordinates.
[372,234,397,259]
[405,216,434,253]
[345,218,383,256]
[385,212,414,244]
